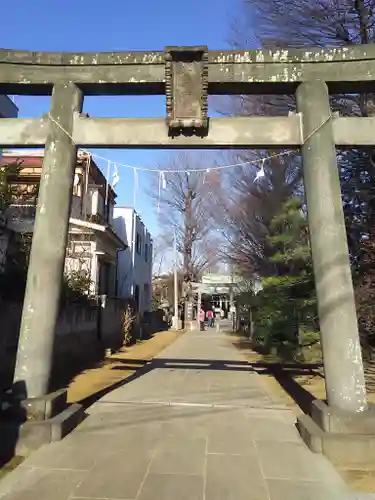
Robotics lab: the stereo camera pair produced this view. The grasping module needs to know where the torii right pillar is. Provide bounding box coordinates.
[296,81,375,467]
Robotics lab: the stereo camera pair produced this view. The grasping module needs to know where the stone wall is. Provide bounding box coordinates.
[99,296,125,341]
[0,300,22,390]
[0,297,129,392]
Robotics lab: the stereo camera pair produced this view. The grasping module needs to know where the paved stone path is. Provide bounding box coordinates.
[0,328,363,500]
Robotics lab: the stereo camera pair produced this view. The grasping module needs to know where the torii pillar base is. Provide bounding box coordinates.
[297,400,375,469]
[0,387,85,457]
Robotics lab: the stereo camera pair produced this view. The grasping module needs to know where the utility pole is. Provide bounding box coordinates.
[183,184,194,328]
[173,227,179,330]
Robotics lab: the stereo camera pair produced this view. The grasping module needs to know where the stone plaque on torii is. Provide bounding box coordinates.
[0,44,374,462]
[165,46,208,135]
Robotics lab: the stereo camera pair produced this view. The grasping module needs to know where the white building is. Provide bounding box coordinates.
[113,207,152,314]
[0,97,18,270]
[0,150,126,296]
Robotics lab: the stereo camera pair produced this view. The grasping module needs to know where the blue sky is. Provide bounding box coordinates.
[2,0,250,236]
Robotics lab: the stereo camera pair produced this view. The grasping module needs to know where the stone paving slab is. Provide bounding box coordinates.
[0,327,360,500]
[206,453,268,500]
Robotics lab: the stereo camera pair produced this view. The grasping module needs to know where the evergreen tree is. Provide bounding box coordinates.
[227,0,375,352]
[255,198,318,347]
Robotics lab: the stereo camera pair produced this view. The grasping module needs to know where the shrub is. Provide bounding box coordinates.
[122,305,136,346]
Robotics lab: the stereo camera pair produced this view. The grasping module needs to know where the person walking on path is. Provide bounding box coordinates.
[215,307,221,332]
[180,306,185,330]
[206,309,213,328]
[199,308,205,331]
[211,306,215,327]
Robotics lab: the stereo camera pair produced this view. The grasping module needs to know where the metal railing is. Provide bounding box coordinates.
[7,203,36,220]
[7,202,111,230]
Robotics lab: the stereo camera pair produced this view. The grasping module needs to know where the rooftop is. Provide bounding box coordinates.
[1,149,117,200]
[0,95,18,118]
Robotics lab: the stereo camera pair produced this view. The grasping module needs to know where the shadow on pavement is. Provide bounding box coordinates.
[77,360,154,410]
[77,356,324,416]
[76,402,240,435]
[0,381,27,469]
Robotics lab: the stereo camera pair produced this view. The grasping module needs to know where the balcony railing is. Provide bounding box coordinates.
[86,212,109,226]
[5,199,112,233]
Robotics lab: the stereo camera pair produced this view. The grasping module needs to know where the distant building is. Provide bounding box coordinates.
[113,207,152,314]
[0,150,126,295]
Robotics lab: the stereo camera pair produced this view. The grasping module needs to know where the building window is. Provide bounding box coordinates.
[145,243,148,262]
[136,233,141,254]
[98,261,111,295]
[144,283,150,303]
[134,284,140,311]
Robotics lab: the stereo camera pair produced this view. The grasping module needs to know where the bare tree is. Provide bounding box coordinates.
[223,0,375,356]
[152,271,184,309]
[216,0,375,279]
[212,151,301,278]
[148,152,221,300]
[152,236,170,278]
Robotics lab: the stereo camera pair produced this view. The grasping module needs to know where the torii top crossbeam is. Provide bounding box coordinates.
[1,45,375,149]
[1,44,375,95]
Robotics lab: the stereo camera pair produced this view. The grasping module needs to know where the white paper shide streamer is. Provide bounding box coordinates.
[254,159,265,183]
[112,163,120,187]
[157,171,167,214]
[105,160,111,206]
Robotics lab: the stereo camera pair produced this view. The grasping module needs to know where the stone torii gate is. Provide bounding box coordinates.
[0,45,374,461]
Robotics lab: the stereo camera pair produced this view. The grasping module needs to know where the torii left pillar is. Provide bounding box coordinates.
[11,84,85,434]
